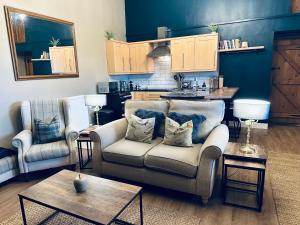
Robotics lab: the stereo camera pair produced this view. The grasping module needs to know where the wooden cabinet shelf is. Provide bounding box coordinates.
[218,46,265,53]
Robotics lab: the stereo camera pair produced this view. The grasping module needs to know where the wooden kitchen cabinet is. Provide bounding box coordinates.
[131,91,168,100]
[49,46,77,74]
[171,37,195,72]
[106,40,130,74]
[129,43,154,73]
[107,40,153,75]
[171,33,218,72]
[194,35,218,71]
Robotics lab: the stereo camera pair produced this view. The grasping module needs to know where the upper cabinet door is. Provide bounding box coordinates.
[183,38,195,71]
[194,35,218,71]
[106,40,153,75]
[171,39,185,71]
[137,43,154,73]
[171,37,195,72]
[121,44,130,73]
[129,44,138,73]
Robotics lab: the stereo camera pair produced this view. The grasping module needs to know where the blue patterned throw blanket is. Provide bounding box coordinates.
[0,147,16,159]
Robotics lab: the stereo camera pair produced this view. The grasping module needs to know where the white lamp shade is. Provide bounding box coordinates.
[233,99,270,120]
[85,94,107,107]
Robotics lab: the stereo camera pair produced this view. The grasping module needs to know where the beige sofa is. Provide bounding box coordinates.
[91,100,229,204]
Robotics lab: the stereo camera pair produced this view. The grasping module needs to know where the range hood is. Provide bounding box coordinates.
[147,42,170,58]
[147,26,171,58]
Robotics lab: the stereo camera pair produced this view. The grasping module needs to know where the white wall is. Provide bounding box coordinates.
[0,0,126,147]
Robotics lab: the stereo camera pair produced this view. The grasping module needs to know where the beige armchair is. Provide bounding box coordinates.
[12,99,79,174]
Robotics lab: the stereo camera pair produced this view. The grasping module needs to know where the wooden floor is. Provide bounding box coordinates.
[1,125,299,224]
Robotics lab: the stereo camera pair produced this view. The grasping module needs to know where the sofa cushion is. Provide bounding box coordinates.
[145,143,201,178]
[0,156,17,174]
[169,100,225,139]
[125,100,169,120]
[25,140,70,163]
[125,115,155,144]
[103,138,162,167]
[168,112,206,144]
[163,117,193,147]
[135,109,166,138]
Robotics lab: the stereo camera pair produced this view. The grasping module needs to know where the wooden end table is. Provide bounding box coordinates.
[18,170,143,225]
[77,126,100,170]
[77,136,93,169]
[222,142,267,212]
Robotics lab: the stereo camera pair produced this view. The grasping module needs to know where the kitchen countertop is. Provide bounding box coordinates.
[159,87,239,100]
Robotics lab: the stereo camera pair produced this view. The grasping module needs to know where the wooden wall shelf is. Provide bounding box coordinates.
[31,59,51,61]
[218,46,265,53]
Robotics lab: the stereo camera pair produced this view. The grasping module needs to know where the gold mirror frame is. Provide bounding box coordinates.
[4,6,79,81]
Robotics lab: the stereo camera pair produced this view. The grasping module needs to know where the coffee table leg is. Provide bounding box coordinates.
[139,192,143,225]
[19,195,27,225]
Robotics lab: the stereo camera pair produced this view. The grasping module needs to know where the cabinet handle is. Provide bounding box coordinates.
[129,57,132,71]
[182,53,185,68]
[122,57,125,71]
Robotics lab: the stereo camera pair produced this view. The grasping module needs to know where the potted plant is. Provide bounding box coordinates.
[49,37,60,47]
[105,31,114,40]
[208,23,219,34]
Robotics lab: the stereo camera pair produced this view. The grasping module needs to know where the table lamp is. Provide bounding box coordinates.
[85,95,107,125]
[233,99,270,154]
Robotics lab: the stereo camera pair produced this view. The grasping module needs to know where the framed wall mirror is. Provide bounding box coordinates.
[4,6,79,80]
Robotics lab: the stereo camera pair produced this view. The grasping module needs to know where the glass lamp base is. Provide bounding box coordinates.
[239,145,256,154]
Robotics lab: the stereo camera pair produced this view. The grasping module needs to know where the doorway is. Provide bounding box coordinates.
[270,33,300,125]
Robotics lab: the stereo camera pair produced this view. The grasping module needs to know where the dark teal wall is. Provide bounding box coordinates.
[125,0,300,99]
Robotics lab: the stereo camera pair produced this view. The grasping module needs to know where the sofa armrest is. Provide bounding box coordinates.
[200,124,229,160]
[90,118,128,149]
[12,130,33,173]
[90,118,128,176]
[196,124,229,203]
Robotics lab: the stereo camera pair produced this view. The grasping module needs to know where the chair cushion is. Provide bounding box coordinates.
[103,138,162,167]
[25,140,70,163]
[125,115,155,144]
[145,143,201,178]
[0,156,17,174]
[34,116,62,144]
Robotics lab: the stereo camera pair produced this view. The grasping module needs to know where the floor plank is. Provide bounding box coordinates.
[0,125,299,224]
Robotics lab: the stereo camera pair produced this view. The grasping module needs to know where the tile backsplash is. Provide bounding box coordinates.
[109,56,218,89]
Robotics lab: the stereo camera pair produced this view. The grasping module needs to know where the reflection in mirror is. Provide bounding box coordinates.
[5,7,79,80]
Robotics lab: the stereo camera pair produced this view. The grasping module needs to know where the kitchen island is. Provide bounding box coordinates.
[159,87,239,100]
[160,87,239,127]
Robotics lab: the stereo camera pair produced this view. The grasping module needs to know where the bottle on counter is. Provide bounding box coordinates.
[129,81,133,91]
[219,75,224,89]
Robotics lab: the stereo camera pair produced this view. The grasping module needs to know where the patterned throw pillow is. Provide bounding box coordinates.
[168,112,206,144]
[34,116,62,144]
[163,117,193,147]
[135,109,165,138]
[125,115,155,144]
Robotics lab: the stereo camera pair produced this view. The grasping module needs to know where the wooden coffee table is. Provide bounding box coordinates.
[18,170,143,225]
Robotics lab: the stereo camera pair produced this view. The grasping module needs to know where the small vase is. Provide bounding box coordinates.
[73,174,87,193]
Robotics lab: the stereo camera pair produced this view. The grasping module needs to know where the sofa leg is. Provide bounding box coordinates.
[202,197,209,205]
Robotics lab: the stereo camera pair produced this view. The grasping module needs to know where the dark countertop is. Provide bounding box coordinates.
[132,89,173,92]
[160,87,239,100]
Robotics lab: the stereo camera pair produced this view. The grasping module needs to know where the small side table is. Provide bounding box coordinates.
[77,137,93,170]
[222,143,267,211]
